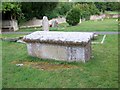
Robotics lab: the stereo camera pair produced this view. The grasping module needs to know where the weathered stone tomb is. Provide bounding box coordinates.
[23,31,94,62]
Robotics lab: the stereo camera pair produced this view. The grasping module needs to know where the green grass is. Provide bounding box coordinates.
[92,35,104,42]
[18,27,41,32]
[105,11,120,15]
[18,19,118,32]
[59,19,118,32]
[2,34,118,88]
[1,34,26,38]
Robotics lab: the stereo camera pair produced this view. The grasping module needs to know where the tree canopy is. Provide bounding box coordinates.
[21,2,58,20]
[2,2,119,23]
[2,2,22,20]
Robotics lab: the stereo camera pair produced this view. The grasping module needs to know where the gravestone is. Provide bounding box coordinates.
[42,16,49,31]
[80,18,82,23]
[52,19,58,27]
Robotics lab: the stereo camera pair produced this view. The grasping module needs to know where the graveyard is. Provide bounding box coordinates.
[1,35,118,88]
[18,18,118,32]
[1,2,119,88]
[1,20,118,88]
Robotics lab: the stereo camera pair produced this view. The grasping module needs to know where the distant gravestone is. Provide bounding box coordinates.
[52,19,58,27]
[42,16,49,31]
[79,18,82,23]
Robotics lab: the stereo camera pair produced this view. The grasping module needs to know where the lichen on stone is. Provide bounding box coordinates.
[23,31,94,46]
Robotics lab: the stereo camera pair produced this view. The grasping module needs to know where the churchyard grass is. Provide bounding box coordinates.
[1,34,26,38]
[105,11,120,15]
[58,19,118,32]
[18,19,118,32]
[18,27,41,32]
[2,34,118,88]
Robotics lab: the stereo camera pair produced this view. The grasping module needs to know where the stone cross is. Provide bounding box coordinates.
[42,16,49,31]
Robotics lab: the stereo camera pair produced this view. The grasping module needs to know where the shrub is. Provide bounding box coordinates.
[66,8,80,26]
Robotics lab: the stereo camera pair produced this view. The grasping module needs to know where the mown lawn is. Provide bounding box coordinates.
[2,34,118,88]
[105,11,120,14]
[1,34,26,38]
[18,19,118,32]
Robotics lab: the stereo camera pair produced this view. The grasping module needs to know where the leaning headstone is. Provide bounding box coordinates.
[42,16,49,31]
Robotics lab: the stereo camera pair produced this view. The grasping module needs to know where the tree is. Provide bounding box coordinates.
[21,2,58,20]
[88,3,100,15]
[73,3,99,20]
[2,2,22,20]
[66,7,80,26]
[94,2,120,12]
[94,2,106,13]
[106,2,119,11]
[55,2,73,16]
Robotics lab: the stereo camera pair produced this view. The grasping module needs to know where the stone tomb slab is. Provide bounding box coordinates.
[23,31,94,62]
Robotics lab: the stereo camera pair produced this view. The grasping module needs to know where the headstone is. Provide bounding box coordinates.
[52,19,58,27]
[0,29,1,34]
[80,18,82,23]
[42,16,49,31]
[12,20,19,31]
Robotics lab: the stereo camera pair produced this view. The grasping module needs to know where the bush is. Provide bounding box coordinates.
[45,11,59,20]
[66,8,80,26]
[82,11,91,20]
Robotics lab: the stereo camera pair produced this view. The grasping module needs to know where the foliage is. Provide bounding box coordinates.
[94,2,107,13]
[2,2,119,24]
[94,2,120,13]
[45,10,59,19]
[55,2,73,16]
[21,2,58,20]
[66,7,80,26]
[106,2,120,11]
[73,3,100,20]
[73,4,90,20]
[2,2,22,19]
[44,2,73,19]
[88,3,100,15]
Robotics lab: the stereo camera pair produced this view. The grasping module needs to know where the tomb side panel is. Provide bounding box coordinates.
[27,43,68,61]
[67,46,85,62]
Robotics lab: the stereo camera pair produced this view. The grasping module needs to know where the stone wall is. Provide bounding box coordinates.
[90,14,106,21]
[90,14,120,21]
